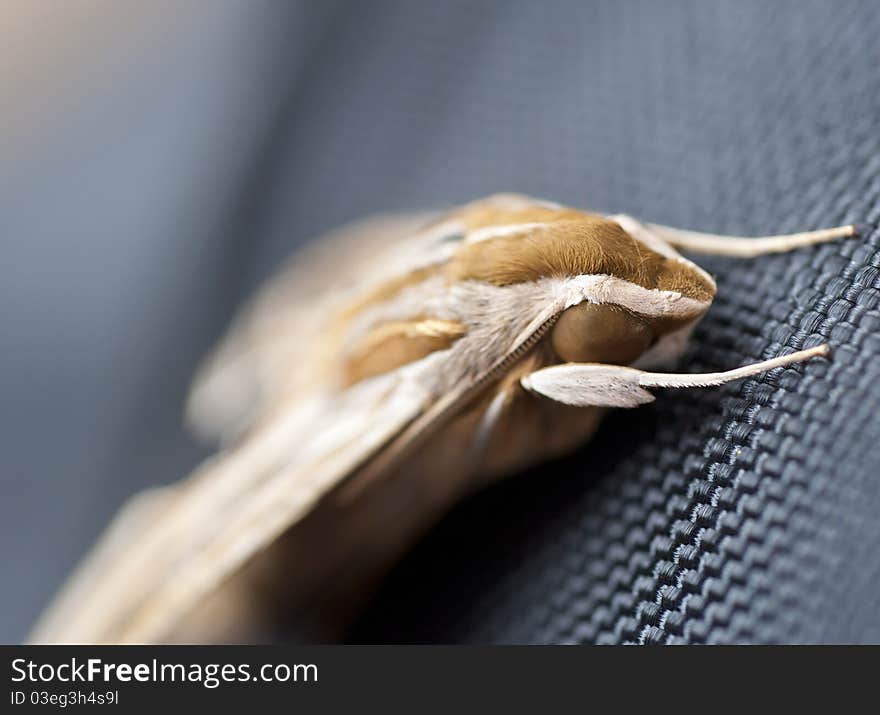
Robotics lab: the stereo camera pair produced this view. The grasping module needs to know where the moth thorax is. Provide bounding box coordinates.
[550,303,652,365]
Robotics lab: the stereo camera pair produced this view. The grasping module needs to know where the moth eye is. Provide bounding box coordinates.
[550,303,652,365]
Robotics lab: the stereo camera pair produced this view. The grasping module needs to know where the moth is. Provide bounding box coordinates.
[30,194,856,644]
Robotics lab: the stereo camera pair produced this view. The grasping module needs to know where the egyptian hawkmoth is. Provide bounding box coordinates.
[30,194,856,643]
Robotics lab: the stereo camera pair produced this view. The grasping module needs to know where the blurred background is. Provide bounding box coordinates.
[2,1,879,643]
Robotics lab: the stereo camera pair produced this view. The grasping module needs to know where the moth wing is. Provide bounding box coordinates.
[33,193,572,643]
[30,373,430,644]
[33,281,564,644]
[187,211,438,444]
[28,486,177,643]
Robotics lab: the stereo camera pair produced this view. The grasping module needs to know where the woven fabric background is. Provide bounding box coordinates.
[4,1,879,643]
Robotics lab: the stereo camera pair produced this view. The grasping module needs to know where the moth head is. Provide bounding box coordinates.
[450,207,717,369]
[549,216,717,368]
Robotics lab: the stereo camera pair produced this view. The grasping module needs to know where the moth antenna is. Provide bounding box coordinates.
[637,344,830,389]
[646,223,858,257]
